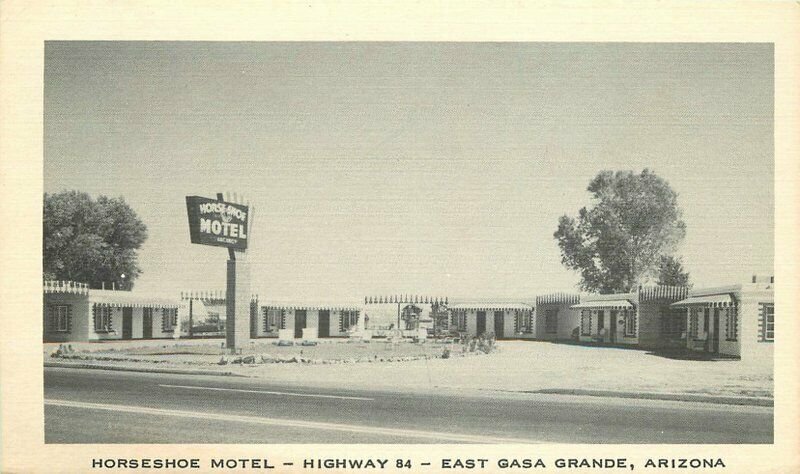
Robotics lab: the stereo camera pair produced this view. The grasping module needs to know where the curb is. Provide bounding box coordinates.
[528,388,773,407]
[44,361,243,378]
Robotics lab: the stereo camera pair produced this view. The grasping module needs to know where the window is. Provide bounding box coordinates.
[724,307,738,341]
[339,310,359,332]
[580,311,592,336]
[515,311,533,334]
[545,309,558,334]
[50,305,70,332]
[762,304,774,342]
[624,310,637,337]
[93,304,113,332]
[452,311,467,331]
[689,308,700,339]
[161,308,178,332]
[264,308,282,333]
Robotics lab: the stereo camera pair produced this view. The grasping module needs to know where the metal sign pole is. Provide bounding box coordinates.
[219,193,252,354]
[188,297,193,338]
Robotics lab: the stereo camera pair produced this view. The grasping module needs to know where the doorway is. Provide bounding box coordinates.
[142,308,153,339]
[493,311,504,338]
[609,310,617,343]
[294,310,307,339]
[476,311,486,336]
[597,310,605,341]
[122,307,133,340]
[318,310,330,338]
[711,308,720,353]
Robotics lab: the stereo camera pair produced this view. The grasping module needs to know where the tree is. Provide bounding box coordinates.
[657,255,691,287]
[400,304,421,330]
[554,169,687,293]
[430,302,449,337]
[44,191,148,289]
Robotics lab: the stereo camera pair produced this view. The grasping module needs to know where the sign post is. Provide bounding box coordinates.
[186,193,253,353]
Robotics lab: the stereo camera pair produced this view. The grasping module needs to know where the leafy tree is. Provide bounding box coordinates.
[657,255,691,287]
[430,302,449,337]
[554,169,687,293]
[400,304,421,330]
[44,191,148,289]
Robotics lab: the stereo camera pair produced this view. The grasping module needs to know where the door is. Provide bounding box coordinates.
[294,310,307,339]
[318,310,330,338]
[609,310,617,343]
[476,311,486,336]
[711,308,720,353]
[703,308,711,352]
[494,311,504,338]
[142,308,153,339]
[597,310,605,341]
[122,307,133,340]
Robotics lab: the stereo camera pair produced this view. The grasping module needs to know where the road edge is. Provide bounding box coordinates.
[44,361,773,407]
[526,388,773,407]
[44,361,243,377]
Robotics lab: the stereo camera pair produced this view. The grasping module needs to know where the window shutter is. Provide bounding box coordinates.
[725,306,738,341]
[758,304,765,342]
[67,305,72,332]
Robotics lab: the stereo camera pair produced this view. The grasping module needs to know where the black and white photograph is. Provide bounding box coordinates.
[41,41,776,445]
[3,2,800,473]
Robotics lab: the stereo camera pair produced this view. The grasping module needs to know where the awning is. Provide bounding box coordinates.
[670,294,733,308]
[262,303,361,311]
[90,294,180,309]
[448,303,533,311]
[571,300,634,310]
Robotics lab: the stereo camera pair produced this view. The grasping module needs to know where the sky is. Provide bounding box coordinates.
[44,42,774,301]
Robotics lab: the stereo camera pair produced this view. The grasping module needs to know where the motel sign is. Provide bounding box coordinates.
[186,196,249,250]
[185,194,252,353]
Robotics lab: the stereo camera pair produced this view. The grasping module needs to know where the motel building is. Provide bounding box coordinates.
[255,303,361,339]
[46,277,773,363]
[534,292,582,341]
[182,290,361,340]
[447,302,535,339]
[43,280,180,343]
[569,286,689,349]
[670,275,774,360]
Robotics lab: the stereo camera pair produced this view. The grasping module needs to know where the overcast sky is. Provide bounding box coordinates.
[44,42,774,300]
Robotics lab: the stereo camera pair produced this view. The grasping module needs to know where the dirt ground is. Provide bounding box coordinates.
[45,339,773,398]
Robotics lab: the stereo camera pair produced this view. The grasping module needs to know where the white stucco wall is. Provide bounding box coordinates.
[738,291,773,362]
[680,283,774,361]
[534,302,581,340]
[85,305,178,341]
[458,309,532,338]
[43,293,91,342]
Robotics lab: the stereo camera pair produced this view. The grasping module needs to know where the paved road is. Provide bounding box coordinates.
[44,367,773,444]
